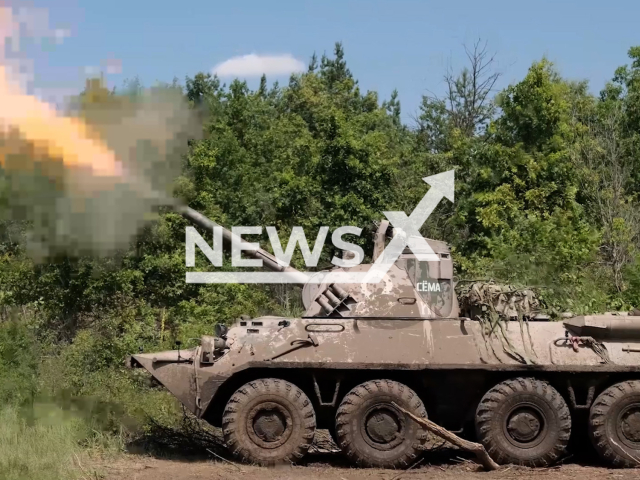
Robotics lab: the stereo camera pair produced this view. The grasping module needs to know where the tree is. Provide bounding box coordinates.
[383,89,402,126]
[443,59,603,316]
[320,42,352,91]
[4,41,640,404]
[574,104,639,291]
[417,39,501,152]
[572,47,640,293]
[185,72,220,107]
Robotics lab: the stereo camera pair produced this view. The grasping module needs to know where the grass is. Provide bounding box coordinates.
[0,405,93,480]
[0,317,186,479]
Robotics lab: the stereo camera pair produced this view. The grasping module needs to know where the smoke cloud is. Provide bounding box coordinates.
[0,3,200,260]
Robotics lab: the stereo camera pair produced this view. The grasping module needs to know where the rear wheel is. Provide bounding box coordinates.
[589,380,640,467]
[335,379,428,468]
[222,378,316,465]
[475,377,571,467]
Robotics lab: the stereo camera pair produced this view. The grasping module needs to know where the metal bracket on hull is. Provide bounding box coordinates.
[567,382,595,410]
[312,374,341,407]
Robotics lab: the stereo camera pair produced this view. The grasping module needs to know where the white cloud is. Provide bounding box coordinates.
[212,53,305,77]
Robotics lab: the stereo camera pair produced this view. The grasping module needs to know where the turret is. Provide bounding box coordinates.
[178,205,459,319]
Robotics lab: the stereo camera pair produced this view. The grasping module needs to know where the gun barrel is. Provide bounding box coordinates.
[176,205,307,280]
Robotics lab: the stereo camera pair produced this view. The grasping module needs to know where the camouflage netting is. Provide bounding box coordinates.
[456,281,546,365]
[457,282,544,321]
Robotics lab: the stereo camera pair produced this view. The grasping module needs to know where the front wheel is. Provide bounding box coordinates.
[475,377,571,467]
[222,378,316,465]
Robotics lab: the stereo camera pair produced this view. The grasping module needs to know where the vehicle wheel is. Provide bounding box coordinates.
[335,379,428,468]
[475,377,571,467]
[327,424,338,443]
[589,380,640,467]
[222,378,316,465]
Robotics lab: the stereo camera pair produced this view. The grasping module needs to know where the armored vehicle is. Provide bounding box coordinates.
[129,205,640,469]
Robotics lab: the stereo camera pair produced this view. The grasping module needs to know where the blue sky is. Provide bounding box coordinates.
[23,0,640,123]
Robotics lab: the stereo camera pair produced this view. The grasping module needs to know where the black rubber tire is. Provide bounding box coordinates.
[222,378,316,466]
[327,424,338,443]
[335,379,428,468]
[475,377,571,467]
[589,380,640,468]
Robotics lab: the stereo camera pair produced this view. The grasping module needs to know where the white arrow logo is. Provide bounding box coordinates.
[360,169,455,284]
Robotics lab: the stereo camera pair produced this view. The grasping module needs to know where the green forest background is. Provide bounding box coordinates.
[1,42,640,478]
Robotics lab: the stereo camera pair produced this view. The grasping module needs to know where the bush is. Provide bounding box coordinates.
[0,319,39,405]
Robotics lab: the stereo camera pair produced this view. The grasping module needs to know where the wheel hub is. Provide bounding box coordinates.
[246,401,293,449]
[506,409,542,443]
[253,409,286,442]
[620,408,640,443]
[360,402,406,451]
[365,409,400,444]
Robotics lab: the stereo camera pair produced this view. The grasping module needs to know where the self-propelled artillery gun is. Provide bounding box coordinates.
[128,201,640,469]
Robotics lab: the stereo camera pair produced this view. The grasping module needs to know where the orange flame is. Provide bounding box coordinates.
[0,65,123,178]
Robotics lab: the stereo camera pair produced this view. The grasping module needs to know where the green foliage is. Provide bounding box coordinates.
[1,43,640,474]
[436,60,602,312]
[174,45,411,276]
[0,406,83,480]
[0,319,39,405]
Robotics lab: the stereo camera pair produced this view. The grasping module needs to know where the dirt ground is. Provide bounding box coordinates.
[98,455,640,480]
[91,429,640,480]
